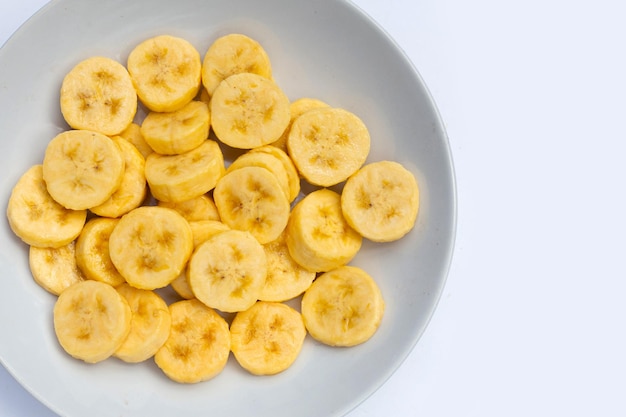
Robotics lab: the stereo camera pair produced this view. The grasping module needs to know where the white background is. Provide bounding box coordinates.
[2,0,626,416]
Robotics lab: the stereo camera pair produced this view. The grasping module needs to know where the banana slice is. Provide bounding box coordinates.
[141,100,210,155]
[213,166,290,244]
[53,280,132,363]
[75,217,126,287]
[109,206,193,290]
[260,230,316,302]
[90,137,147,218]
[42,130,126,210]
[158,194,220,222]
[301,266,385,347]
[145,139,225,203]
[287,107,370,187]
[6,165,86,248]
[127,35,202,112]
[201,33,272,96]
[286,188,362,272]
[249,145,301,202]
[210,72,290,149]
[341,161,420,242]
[119,122,153,159]
[230,301,306,375]
[29,241,85,295]
[270,97,330,151]
[154,299,230,383]
[60,56,137,136]
[113,283,171,363]
[226,150,291,202]
[188,229,267,313]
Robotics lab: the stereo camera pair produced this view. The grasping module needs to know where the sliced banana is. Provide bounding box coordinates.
[287,107,370,187]
[210,72,290,149]
[154,299,230,383]
[286,188,362,272]
[341,161,420,242]
[230,301,306,375]
[127,35,202,112]
[270,97,329,151]
[29,241,85,295]
[226,150,291,202]
[75,217,126,287]
[6,165,86,248]
[42,130,125,210]
[249,145,300,202]
[157,194,220,222]
[301,266,384,347]
[53,280,132,363]
[118,122,154,159]
[60,56,137,136]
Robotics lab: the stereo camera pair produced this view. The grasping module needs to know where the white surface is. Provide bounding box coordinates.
[1,1,626,417]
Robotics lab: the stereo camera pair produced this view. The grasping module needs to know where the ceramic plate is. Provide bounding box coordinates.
[0,0,456,416]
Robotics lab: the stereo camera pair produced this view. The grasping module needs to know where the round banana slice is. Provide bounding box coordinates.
[114,283,171,363]
[287,107,370,187]
[154,299,230,383]
[145,139,225,203]
[286,188,362,272]
[75,217,126,287]
[188,229,267,313]
[158,194,220,222]
[7,165,86,248]
[118,122,153,159]
[341,161,420,242]
[201,33,273,96]
[301,266,385,347]
[53,280,132,363]
[109,206,193,290]
[210,72,290,149]
[249,145,301,202]
[270,97,330,151]
[60,56,137,136]
[42,130,126,210]
[29,241,85,295]
[226,150,291,202]
[230,301,306,375]
[127,35,202,113]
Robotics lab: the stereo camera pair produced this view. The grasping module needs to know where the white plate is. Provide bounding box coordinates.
[0,1,456,416]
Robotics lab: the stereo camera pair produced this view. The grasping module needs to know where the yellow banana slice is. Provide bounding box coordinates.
[270,97,330,151]
[188,229,267,313]
[230,301,306,375]
[287,107,370,187]
[145,139,225,203]
[249,145,301,202]
[226,150,291,201]
[286,188,362,272]
[341,161,420,242]
[53,280,132,363]
[90,137,147,218]
[301,265,385,347]
[260,230,315,302]
[127,35,202,113]
[154,299,230,383]
[109,206,193,290]
[210,72,290,149]
[213,166,290,244]
[201,33,272,96]
[60,56,137,136]
[42,130,125,210]
[119,122,153,159]
[113,283,171,363]
[6,165,86,248]
[158,194,220,222]
[75,217,126,287]
[29,241,85,295]
[141,100,210,155]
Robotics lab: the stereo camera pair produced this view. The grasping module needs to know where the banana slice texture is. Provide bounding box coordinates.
[114,283,171,363]
[43,130,125,210]
[154,299,230,383]
[286,188,362,272]
[287,107,370,187]
[76,217,126,287]
[249,145,301,202]
[127,35,202,113]
[226,150,291,202]
[213,166,290,244]
[90,137,147,218]
[53,280,132,363]
[188,229,267,313]
[301,266,385,347]
[270,97,330,151]
[29,241,85,295]
[119,122,154,159]
[342,161,420,242]
[141,100,210,155]
[201,33,273,96]
[60,56,137,136]
[109,206,193,290]
[7,165,86,248]
[210,72,290,149]
[158,194,220,222]
[145,139,225,203]
[230,301,306,375]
